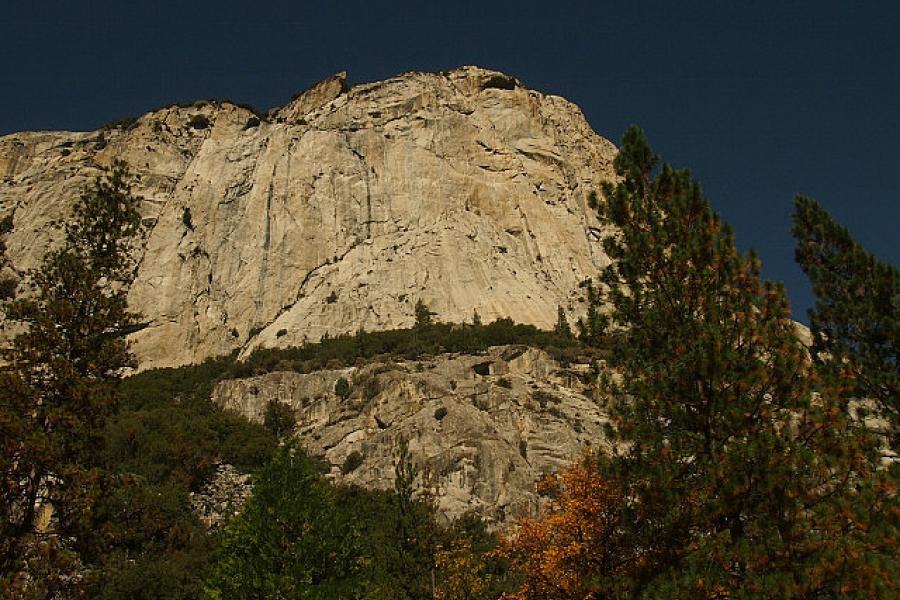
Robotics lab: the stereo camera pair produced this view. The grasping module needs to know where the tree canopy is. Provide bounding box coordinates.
[793,195,899,442]
[501,126,897,598]
[1,161,143,597]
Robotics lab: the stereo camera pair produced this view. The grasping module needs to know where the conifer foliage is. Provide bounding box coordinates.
[0,213,16,301]
[503,126,897,598]
[793,196,899,439]
[0,161,143,597]
[205,442,363,599]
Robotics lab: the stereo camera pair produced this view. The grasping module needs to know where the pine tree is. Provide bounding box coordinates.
[414,298,435,327]
[205,442,363,599]
[792,195,898,442]
[0,213,17,301]
[553,305,572,339]
[387,438,439,600]
[560,126,896,597]
[0,161,143,597]
[575,279,605,345]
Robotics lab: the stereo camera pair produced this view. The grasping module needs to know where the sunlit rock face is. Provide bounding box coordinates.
[0,66,617,370]
[212,346,611,526]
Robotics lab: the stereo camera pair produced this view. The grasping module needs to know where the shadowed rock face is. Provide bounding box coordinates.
[212,346,611,526]
[0,66,617,370]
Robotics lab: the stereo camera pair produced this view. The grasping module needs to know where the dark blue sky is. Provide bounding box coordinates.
[3,1,897,320]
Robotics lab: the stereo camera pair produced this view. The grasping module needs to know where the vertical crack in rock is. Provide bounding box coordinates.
[253,165,276,328]
[347,136,373,240]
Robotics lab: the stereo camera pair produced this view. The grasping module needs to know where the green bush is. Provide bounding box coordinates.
[334,376,352,400]
[532,390,559,409]
[181,207,194,231]
[263,400,295,438]
[234,318,586,379]
[206,443,364,599]
[341,451,364,474]
[187,114,210,129]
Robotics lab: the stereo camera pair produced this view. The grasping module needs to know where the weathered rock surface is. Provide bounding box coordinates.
[212,345,610,526]
[189,463,253,530]
[0,67,616,370]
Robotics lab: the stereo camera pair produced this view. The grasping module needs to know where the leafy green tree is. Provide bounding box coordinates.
[206,442,363,599]
[576,126,896,597]
[1,161,143,597]
[793,195,898,441]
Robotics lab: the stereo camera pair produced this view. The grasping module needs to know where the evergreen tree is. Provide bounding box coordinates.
[792,195,899,441]
[568,126,895,597]
[263,399,295,438]
[334,375,352,400]
[0,161,143,597]
[553,305,572,339]
[575,280,605,345]
[386,438,439,600]
[414,298,435,327]
[205,442,363,599]
[0,213,16,301]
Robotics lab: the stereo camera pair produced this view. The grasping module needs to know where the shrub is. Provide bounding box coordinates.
[532,390,559,409]
[187,114,210,129]
[334,376,351,400]
[434,407,448,421]
[341,450,364,474]
[102,116,140,131]
[181,206,194,231]
[263,400,295,438]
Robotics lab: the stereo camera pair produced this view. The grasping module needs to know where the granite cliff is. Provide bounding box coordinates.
[0,67,617,370]
[212,345,611,525]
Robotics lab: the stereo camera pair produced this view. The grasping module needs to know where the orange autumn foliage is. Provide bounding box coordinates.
[499,458,626,600]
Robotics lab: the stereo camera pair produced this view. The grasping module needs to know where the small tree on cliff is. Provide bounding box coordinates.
[0,213,16,301]
[553,305,572,339]
[0,161,143,597]
[414,299,435,327]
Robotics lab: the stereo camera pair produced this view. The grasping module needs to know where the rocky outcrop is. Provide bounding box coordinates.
[189,463,253,530]
[0,66,616,370]
[212,345,610,526]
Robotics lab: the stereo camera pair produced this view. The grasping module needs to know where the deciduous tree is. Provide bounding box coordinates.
[500,458,626,599]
